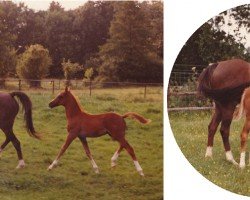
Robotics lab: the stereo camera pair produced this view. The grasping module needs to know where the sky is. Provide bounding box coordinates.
[12,0,88,10]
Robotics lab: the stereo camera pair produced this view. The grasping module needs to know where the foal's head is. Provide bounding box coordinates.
[49,86,72,108]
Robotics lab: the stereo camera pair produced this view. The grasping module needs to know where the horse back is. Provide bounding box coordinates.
[211,59,250,89]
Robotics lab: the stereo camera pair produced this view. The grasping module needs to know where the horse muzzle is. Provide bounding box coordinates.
[49,101,57,108]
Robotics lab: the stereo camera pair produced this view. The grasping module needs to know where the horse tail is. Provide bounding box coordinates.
[10,92,41,139]
[122,112,151,124]
[234,89,248,121]
[197,63,218,99]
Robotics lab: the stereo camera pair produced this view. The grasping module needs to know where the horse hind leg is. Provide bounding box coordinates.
[0,132,11,156]
[7,130,25,169]
[111,145,123,168]
[239,119,250,169]
[205,104,222,158]
[220,104,238,165]
[119,138,144,176]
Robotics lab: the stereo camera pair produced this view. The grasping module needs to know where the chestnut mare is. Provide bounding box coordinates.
[234,88,250,169]
[198,58,250,165]
[48,87,151,176]
[0,91,40,168]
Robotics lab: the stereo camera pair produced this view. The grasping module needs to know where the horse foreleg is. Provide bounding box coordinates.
[205,104,222,158]
[79,137,99,174]
[111,145,123,168]
[48,133,76,170]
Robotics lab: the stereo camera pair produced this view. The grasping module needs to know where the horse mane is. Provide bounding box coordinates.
[197,63,218,97]
[69,91,84,112]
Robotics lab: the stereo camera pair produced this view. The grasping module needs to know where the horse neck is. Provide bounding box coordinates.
[64,94,83,119]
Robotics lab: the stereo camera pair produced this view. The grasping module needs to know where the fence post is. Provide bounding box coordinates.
[144,84,147,99]
[59,80,61,90]
[89,81,92,96]
[18,79,21,91]
[51,80,55,94]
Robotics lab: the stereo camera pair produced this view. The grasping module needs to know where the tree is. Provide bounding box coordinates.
[44,2,75,77]
[17,44,52,87]
[175,21,249,72]
[62,59,82,86]
[72,1,114,65]
[97,1,162,82]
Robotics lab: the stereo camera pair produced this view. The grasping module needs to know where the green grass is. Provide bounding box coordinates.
[0,89,163,200]
[169,111,250,196]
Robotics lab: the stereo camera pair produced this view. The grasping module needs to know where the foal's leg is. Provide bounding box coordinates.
[120,138,144,176]
[220,103,238,165]
[7,130,25,169]
[239,119,250,169]
[205,103,222,158]
[48,133,76,170]
[111,145,123,168]
[79,137,99,174]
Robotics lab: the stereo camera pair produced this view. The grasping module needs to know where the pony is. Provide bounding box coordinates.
[48,87,151,176]
[0,91,40,168]
[198,58,250,165]
[234,87,250,169]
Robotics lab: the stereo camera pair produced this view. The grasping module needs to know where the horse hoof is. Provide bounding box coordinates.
[16,164,25,169]
[47,165,54,171]
[94,168,100,174]
[16,160,25,169]
[138,170,145,177]
[239,164,245,169]
[111,162,116,168]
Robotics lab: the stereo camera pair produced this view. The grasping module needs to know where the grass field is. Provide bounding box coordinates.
[0,88,163,200]
[169,111,250,196]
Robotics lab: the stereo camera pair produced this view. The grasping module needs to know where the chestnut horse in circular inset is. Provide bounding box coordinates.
[198,58,250,165]
[48,87,151,176]
[0,92,40,168]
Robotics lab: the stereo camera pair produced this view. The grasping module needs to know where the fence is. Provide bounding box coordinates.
[0,78,163,99]
[168,64,213,111]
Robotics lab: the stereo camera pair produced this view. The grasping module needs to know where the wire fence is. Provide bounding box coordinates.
[168,64,213,111]
[0,78,163,100]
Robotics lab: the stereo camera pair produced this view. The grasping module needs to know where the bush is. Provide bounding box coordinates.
[17,44,51,88]
[62,59,82,86]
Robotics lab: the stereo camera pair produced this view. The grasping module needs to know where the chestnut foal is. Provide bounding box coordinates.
[234,87,250,169]
[48,87,151,176]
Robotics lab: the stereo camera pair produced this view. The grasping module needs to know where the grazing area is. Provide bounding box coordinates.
[169,111,250,196]
[0,88,163,200]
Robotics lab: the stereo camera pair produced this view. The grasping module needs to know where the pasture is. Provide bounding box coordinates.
[0,87,163,200]
[169,111,250,196]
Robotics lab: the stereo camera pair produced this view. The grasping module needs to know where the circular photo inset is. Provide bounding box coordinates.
[168,4,250,196]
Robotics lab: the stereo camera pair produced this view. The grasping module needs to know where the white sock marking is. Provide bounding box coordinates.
[16,159,25,169]
[225,151,238,165]
[239,152,246,169]
[48,159,58,170]
[90,159,99,173]
[205,146,213,158]
[111,151,119,167]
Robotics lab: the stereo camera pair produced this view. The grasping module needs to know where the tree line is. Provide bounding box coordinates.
[175,4,250,72]
[0,1,163,87]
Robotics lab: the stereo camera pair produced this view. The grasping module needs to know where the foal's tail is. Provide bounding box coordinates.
[122,112,151,124]
[234,88,248,121]
[10,92,41,139]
